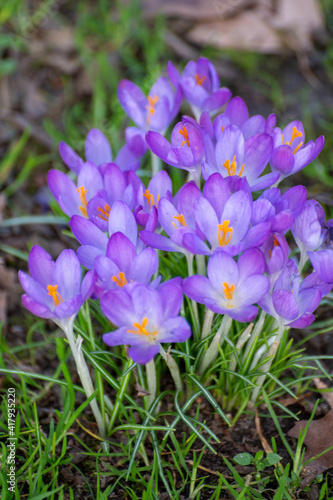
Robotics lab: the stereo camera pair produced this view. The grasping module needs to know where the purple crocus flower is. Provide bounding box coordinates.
[101,281,191,364]
[258,259,322,328]
[270,120,325,183]
[19,246,94,321]
[70,200,142,269]
[181,173,271,257]
[183,249,269,322]
[117,76,182,134]
[59,128,143,174]
[48,162,104,219]
[202,124,279,190]
[167,58,231,120]
[146,118,205,186]
[135,170,172,229]
[94,232,158,296]
[140,181,202,256]
[260,232,290,289]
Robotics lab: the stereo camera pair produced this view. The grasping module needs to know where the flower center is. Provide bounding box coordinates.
[223,282,235,308]
[217,220,233,247]
[127,317,158,337]
[146,95,159,125]
[282,126,303,154]
[179,125,190,147]
[112,272,128,288]
[143,189,160,210]
[98,203,111,221]
[47,284,63,306]
[223,155,244,177]
[172,213,187,229]
[76,186,88,218]
[195,74,206,86]
[268,235,280,258]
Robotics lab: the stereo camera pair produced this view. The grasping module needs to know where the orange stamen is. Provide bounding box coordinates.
[47,284,63,307]
[179,125,190,147]
[127,317,157,337]
[273,235,280,247]
[143,189,160,210]
[76,186,88,218]
[282,126,303,155]
[146,95,159,125]
[223,282,235,301]
[172,213,187,229]
[98,203,111,221]
[112,272,128,288]
[223,155,244,177]
[218,220,233,247]
[195,74,206,86]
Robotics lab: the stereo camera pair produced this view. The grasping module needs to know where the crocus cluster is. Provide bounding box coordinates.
[20,56,332,370]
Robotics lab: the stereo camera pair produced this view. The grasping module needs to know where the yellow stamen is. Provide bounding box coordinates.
[282,126,303,155]
[172,213,187,229]
[98,203,111,221]
[143,189,160,210]
[218,220,233,247]
[223,155,244,177]
[112,272,128,288]
[195,74,206,86]
[47,284,63,307]
[223,282,235,301]
[179,125,190,147]
[221,126,225,132]
[76,186,88,218]
[146,95,159,125]
[127,317,157,337]
[273,235,279,247]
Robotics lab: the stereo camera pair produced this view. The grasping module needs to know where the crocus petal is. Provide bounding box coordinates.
[270,145,295,174]
[202,88,232,112]
[70,215,108,249]
[81,271,95,301]
[59,141,84,174]
[237,275,269,306]
[293,142,314,173]
[287,313,316,328]
[225,97,249,128]
[106,232,136,271]
[237,248,265,281]
[54,249,81,300]
[183,275,219,307]
[228,305,258,323]
[159,316,191,343]
[159,280,183,319]
[203,173,230,220]
[118,80,147,129]
[130,248,158,284]
[207,252,238,292]
[108,201,137,245]
[21,295,53,319]
[182,233,211,255]
[272,289,299,320]
[28,246,54,288]
[55,295,82,319]
[85,129,112,165]
[308,250,333,284]
[249,171,281,191]
[244,133,273,181]
[128,343,160,365]
[101,289,135,326]
[215,125,244,169]
[77,245,104,269]
[140,230,183,253]
[19,271,50,308]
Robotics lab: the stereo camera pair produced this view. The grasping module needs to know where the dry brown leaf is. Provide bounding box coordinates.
[287,378,333,486]
[187,11,283,54]
[143,0,253,21]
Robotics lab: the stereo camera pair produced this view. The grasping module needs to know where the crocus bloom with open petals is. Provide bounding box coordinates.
[202,124,278,190]
[270,120,325,183]
[183,249,269,322]
[135,170,172,229]
[19,246,94,321]
[146,119,205,185]
[118,76,182,133]
[94,232,158,295]
[167,58,231,120]
[101,281,191,364]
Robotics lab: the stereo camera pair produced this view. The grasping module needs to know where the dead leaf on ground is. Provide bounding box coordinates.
[287,378,333,487]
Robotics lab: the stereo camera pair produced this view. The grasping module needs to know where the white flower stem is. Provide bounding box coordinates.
[186,254,200,330]
[250,323,287,404]
[60,318,106,438]
[298,249,308,275]
[195,254,206,276]
[228,323,254,374]
[145,359,157,409]
[199,315,232,375]
[242,310,266,362]
[201,308,214,339]
[151,152,161,177]
[160,346,183,392]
